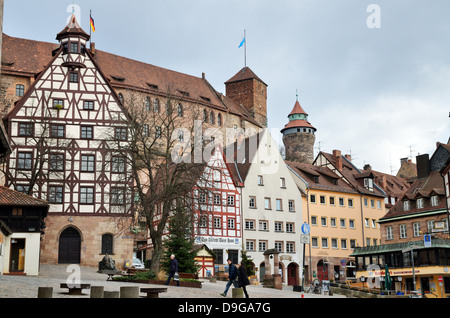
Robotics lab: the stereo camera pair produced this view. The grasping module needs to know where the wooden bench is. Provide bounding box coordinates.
[60,283,91,295]
[140,287,168,298]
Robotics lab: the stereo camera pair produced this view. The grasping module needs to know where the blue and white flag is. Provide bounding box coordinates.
[238,37,245,48]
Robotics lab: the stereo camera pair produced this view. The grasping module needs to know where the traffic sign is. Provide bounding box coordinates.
[300,234,310,244]
[301,223,310,235]
[424,234,431,247]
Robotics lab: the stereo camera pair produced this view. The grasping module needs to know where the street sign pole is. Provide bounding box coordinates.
[301,223,310,292]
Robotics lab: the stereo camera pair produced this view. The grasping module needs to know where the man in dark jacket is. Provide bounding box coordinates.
[220,258,238,297]
[165,254,179,286]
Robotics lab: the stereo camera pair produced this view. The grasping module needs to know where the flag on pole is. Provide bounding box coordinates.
[90,14,95,32]
[238,37,245,48]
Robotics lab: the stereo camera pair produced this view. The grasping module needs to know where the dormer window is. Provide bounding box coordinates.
[403,200,410,211]
[431,195,439,207]
[364,178,374,191]
[416,198,424,209]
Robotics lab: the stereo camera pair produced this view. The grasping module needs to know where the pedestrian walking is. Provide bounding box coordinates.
[220,258,238,297]
[165,254,179,286]
[238,261,250,298]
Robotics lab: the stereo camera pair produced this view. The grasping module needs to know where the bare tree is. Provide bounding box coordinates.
[113,87,219,272]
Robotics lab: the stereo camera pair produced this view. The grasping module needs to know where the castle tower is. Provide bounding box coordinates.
[225,67,268,127]
[281,97,316,164]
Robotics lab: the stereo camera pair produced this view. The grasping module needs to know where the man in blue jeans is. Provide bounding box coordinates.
[220,258,238,297]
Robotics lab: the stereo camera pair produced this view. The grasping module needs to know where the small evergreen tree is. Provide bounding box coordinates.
[241,250,255,276]
[162,200,199,274]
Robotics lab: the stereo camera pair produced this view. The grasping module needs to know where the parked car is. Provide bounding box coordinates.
[132,257,145,269]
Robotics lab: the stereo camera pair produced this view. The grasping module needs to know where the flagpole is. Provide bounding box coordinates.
[244,29,247,67]
[89,10,92,49]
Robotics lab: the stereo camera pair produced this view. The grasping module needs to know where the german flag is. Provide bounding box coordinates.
[90,14,95,32]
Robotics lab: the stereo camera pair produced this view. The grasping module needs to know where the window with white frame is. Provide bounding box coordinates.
[413,222,421,237]
[322,238,328,248]
[275,222,283,232]
[264,197,271,209]
[386,226,393,240]
[286,223,294,233]
[431,195,439,207]
[214,217,221,228]
[228,218,235,229]
[403,200,410,211]
[276,199,282,211]
[286,242,295,253]
[288,200,295,212]
[400,224,407,239]
[311,237,318,248]
[246,240,255,251]
[259,220,268,231]
[259,241,267,251]
[280,177,286,188]
[249,196,256,208]
[416,198,424,209]
[245,220,255,230]
[275,242,283,252]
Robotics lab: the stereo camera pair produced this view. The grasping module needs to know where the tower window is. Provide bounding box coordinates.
[70,42,78,53]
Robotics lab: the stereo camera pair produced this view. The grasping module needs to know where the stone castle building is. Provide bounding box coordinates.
[281,98,316,164]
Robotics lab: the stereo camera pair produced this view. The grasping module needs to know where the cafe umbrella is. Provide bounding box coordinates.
[384,264,392,291]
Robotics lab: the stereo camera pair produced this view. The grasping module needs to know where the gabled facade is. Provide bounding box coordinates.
[193,145,242,270]
[228,130,303,286]
[3,15,134,267]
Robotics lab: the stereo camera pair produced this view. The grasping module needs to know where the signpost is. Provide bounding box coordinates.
[301,223,310,292]
[402,242,420,293]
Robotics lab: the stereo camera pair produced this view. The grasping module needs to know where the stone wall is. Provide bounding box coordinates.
[40,214,134,269]
[283,133,315,164]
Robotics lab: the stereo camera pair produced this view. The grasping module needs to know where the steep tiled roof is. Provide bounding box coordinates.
[281,119,315,132]
[286,161,359,195]
[318,151,386,198]
[225,66,267,86]
[288,100,308,116]
[0,186,49,207]
[381,170,446,220]
[1,34,261,128]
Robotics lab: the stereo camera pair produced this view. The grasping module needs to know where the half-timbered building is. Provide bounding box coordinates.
[193,145,242,271]
[3,15,134,267]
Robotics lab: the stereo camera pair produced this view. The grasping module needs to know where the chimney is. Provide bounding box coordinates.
[363,164,372,171]
[381,175,387,190]
[416,154,430,179]
[333,150,342,171]
[344,154,352,162]
[90,42,96,55]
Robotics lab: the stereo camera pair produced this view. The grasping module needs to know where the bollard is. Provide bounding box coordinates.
[90,286,104,298]
[120,286,140,298]
[38,287,53,298]
[104,291,120,298]
[232,288,244,298]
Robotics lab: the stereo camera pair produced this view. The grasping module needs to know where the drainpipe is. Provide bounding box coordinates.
[360,194,366,247]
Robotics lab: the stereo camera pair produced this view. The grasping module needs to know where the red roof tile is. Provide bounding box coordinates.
[0,186,49,207]
[288,100,308,116]
[225,66,267,86]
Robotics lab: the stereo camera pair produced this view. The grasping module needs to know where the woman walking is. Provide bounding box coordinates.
[238,261,250,298]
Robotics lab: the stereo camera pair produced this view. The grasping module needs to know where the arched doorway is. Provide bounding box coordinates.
[317,259,329,281]
[58,227,81,264]
[287,263,299,286]
[259,262,265,282]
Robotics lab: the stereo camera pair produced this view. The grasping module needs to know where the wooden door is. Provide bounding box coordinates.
[58,227,81,264]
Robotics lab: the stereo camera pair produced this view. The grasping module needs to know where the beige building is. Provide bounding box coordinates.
[287,150,386,283]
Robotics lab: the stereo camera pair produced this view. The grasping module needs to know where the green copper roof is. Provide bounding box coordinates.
[350,239,450,256]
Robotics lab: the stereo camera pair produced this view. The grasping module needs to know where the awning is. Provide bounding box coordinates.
[350,239,450,257]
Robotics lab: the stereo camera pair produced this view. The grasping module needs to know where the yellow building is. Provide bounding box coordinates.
[287,150,386,283]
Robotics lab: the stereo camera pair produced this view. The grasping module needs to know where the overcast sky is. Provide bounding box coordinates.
[3,0,449,174]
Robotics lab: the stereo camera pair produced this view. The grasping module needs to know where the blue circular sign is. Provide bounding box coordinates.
[301,223,310,235]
